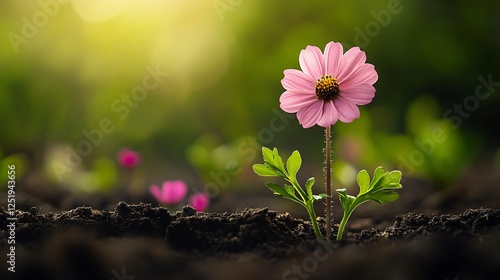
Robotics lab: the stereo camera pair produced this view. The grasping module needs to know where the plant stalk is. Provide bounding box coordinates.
[336,210,350,240]
[307,203,324,240]
[325,126,332,238]
[337,201,363,240]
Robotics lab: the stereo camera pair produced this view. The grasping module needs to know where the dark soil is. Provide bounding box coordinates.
[1,202,500,280]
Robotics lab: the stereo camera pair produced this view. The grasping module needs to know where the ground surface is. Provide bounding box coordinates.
[1,202,500,280]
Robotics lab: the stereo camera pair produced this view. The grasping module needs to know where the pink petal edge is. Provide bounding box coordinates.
[340,64,378,88]
[323,42,343,77]
[162,180,188,203]
[281,69,316,92]
[149,185,162,201]
[337,47,367,83]
[296,100,323,128]
[334,97,361,123]
[279,91,318,113]
[299,46,325,80]
[317,100,339,127]
[189,193,209,212]
[340,84,376,105]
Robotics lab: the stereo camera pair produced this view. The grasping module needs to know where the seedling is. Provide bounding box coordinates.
[336,166,402,240]
[253,147,327,239]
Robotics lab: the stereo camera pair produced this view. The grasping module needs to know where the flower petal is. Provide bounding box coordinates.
[341,64,378,88]
[339,84,376,105]
[299,45,325,80]
[117,148,141,168]
[323,42,343,77]
[334,97,360,123]
[149,185,162,201]
[296,100,323,128]
[280,90,317,113]
[281,69,316,91]
[189,193,209,212]
[337,47,366,83]
[162,180,187,203]
[317,100,339,127]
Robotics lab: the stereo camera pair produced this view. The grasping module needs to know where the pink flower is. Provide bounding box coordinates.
[189,192,209,212]
[280,41,378,128]
[117,148,141,169]
[149,180,188,204]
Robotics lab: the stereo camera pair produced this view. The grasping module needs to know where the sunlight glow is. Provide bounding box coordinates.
[72,0,129,22]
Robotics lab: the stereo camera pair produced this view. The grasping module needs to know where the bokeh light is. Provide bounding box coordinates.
[1,0,499,214]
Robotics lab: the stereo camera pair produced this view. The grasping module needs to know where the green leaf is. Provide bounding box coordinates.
[262,147,275,165]
[266,182,284,195]
[284,184,295,196]
[286,150,302,180]
[272,148,286,173]
[305,177,315,198]
[357,169,370,194]
[371,170,402,192]
[261,147,287,174]
[252,164,281,177]
[354,167,402,203]
[317,193,329,199]
[265,182,303,205]
[336,188,356,209]
[369,166,386,190]
[312,193,328,201]
[367,190,400,204]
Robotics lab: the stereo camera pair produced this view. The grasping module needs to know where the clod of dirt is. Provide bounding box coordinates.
[1,204,500,280]
[2,203,499,256]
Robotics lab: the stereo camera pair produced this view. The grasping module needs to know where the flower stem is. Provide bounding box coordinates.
[324,126,332,238]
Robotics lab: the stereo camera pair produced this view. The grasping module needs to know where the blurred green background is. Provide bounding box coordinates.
[1,0,499,212]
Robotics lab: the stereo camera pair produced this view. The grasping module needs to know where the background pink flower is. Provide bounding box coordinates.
[189,192,209,212]
[117,148,141,169]
[280,41,378,128]
[150,180,188,204]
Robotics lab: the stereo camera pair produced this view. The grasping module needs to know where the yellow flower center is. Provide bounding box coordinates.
[315,75,339,101]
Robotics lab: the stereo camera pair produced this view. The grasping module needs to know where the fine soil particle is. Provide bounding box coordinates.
[1,203,500,280]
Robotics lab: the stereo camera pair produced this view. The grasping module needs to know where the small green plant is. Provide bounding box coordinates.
[253,147,327,239]
[335,166,402,240]
[254,148,403,240]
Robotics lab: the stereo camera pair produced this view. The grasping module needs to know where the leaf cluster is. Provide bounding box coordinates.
[335,166,402,239]
[253,147,327,206]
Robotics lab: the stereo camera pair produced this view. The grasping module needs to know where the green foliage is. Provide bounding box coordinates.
[265,182,303,205]
[253,147,326,239]
[336,166,402,240]
[0,1,495,192]
[333,95,479,189]
[0,153,29,189]
[92,157,119,192]
[255,148,403,241]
